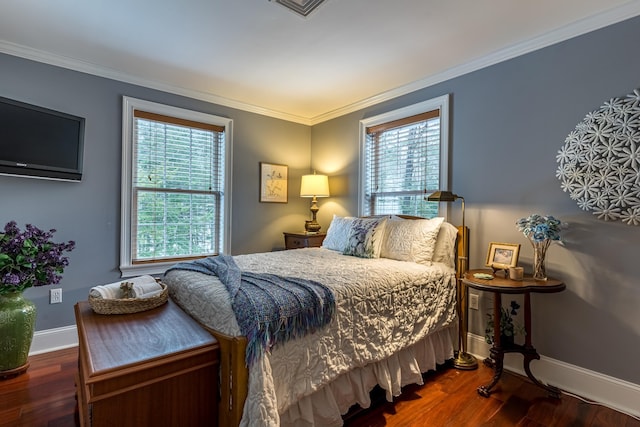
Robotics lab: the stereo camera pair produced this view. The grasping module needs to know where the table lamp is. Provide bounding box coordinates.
[427,190,478,370]
[300,172,330,232]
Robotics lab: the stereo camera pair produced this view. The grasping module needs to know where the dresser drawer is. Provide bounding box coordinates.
[283,232,326,249]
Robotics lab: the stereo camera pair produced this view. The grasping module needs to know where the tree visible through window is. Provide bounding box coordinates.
[133,111,224,261]
[121,98,231,276]
[359,95,449,218]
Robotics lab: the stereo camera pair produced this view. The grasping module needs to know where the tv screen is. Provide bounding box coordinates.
[0,96,85,181]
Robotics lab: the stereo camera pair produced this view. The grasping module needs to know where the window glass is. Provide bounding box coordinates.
[121,97,231,276]
[359,95,449,218]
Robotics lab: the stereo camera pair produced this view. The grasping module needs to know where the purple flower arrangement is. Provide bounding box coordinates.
[0,221,75,295]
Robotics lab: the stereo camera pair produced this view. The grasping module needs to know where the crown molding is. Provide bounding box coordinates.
[0,41,313,126]
[309,1,640,125]
[2,1,639,127]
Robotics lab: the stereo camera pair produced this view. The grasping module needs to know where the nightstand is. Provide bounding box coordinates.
[283,232,326,249]
[462,269,565,398]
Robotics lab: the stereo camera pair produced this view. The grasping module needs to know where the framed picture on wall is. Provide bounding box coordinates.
[485,242,521,270]
[259,162,288,203]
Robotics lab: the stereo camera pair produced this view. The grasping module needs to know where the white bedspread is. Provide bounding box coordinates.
[164,248,457,427]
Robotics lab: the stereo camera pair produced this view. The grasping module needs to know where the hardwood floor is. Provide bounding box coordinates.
[1,348,638,426]
[345,363,640,427]
[0,347,79,427]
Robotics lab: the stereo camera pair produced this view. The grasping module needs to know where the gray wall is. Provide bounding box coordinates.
[0,54,312,330]
[2,13,639,388]
[311,15,640,385]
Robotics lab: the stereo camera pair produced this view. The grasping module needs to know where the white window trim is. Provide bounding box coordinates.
[358,94,450,218]
[120,96,233,277]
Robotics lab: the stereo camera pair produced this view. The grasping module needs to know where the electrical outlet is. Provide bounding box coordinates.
[50,288,63,304]
[469,293,479,310]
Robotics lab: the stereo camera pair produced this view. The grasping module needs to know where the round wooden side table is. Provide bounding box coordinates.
[462,269,566,398]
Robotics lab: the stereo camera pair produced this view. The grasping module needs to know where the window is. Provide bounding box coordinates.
[359,95,449,218]
[120,97,232,277]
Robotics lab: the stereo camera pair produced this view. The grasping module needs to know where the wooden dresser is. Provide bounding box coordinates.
[283,231,326,249]
[75,299,219,427]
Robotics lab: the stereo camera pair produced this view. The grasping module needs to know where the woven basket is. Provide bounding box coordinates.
[88,282,169,315]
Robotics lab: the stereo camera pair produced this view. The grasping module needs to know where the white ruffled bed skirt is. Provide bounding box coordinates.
[280,324,457,427]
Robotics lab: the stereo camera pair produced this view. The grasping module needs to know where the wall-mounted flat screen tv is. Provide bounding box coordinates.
[0,96,85,181]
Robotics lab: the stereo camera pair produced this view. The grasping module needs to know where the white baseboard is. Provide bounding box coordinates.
[467,333,640,419]
[27,326,639,419]
[29,325,78,355]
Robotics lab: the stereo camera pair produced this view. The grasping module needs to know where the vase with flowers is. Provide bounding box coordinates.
[0,221,75,378]
[516,214,562,281]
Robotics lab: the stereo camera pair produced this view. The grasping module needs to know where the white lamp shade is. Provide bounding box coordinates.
[300,174,330,197]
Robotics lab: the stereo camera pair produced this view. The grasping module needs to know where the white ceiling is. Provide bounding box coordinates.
[1,0,640,125]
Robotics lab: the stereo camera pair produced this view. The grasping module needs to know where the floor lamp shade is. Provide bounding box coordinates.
[300,174,329,232]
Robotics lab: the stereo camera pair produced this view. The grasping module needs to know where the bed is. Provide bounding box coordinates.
[163,215,463,427]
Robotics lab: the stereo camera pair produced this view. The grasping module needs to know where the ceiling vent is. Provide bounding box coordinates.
[272,0,327,17]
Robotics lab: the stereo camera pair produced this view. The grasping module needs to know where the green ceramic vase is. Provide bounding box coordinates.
[0,291,36,375]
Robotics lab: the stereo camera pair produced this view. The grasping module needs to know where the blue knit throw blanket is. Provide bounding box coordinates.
[166,256,335,366]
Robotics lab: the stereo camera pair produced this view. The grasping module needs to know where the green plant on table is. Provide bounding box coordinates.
[485,300,526,345]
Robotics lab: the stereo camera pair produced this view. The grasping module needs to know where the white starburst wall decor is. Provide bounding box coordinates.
[556,88,640,225]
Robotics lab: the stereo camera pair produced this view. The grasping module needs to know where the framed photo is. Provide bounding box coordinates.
[259,162,288,203]
[485,242,521,270]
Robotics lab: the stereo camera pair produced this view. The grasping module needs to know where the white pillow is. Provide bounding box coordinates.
[380,217,444,264]
[343,217,387,259]
[432,222,459,268]
[321,215,356,252]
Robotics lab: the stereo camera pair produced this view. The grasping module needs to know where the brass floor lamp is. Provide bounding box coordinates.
[427,191,478,370]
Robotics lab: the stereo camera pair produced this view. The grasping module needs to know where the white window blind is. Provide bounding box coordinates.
[132,110,225,263]
[363,109,441,217]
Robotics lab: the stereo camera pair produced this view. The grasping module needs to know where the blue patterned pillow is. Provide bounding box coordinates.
[343,217,387,258]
